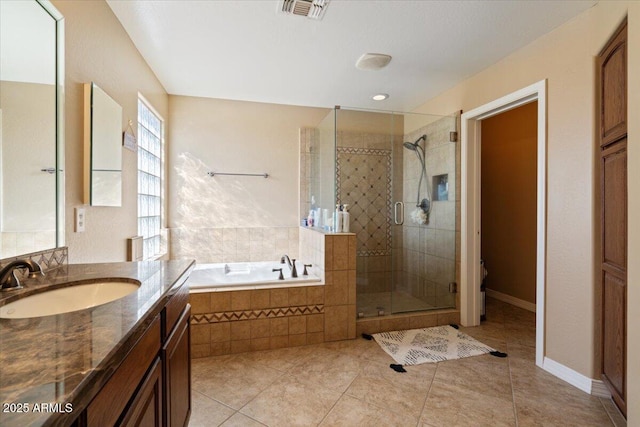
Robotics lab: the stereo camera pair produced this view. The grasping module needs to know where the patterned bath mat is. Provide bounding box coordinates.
[372,325,495,365]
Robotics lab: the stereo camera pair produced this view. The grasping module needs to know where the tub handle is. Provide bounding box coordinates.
[303,264,312,276]
[272,268,284,280]
[394,202,404,225]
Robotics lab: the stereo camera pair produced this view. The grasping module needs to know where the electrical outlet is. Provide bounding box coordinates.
[75,207,86,232]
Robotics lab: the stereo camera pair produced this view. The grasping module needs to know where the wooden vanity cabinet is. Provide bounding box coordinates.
[162,305,191,427]
[80,285,191,427]
[120,358,163,427]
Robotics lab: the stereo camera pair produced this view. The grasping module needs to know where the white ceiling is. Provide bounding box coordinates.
[107,0,596,112]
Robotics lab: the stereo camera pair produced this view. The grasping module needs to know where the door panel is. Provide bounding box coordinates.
[598,18,627,417]
[602,141,627,269]
[600,26,627,149]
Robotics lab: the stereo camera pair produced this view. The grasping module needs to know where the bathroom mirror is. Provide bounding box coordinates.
[84,82,123,207]
[0,0,65,259]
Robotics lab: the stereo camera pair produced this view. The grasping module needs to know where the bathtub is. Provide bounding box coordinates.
[187,261,322,293]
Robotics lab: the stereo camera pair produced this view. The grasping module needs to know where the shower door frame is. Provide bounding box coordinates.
[461,79,547,369]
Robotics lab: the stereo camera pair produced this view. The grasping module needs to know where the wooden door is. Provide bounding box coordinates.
[598,18,627,417]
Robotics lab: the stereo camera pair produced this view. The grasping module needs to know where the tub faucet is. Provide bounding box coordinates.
[280,255,298,278]
[0,259,44,291]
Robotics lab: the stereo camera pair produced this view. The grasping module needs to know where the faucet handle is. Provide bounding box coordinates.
[26,261,45,278]
[272,268,284,280]
[303,264,312,276]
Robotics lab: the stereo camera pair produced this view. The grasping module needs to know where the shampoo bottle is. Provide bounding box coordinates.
[333,204,341,233]
[342,204,350,232]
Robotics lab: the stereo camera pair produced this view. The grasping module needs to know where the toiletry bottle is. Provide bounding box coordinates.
[342,204,350,232]
[333,204,341,233]
[337,205,345,234]
[308,210,315,227]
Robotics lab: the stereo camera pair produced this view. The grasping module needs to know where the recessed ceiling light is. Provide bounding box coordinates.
[372,93,389,101]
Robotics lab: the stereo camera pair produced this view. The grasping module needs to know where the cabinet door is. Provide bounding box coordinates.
[121,358,163,427]
[162,305,191,427]
[598,18,627,417]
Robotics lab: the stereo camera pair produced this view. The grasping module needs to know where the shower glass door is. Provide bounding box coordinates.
[334,107,458,317]
[392,111,458,314]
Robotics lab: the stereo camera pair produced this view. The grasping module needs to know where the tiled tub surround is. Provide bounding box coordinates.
[190,228,357,358]
[170,226,299,263]
[0,259,194,427]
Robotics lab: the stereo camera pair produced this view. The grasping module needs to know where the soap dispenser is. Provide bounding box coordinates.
[342,204,350,232]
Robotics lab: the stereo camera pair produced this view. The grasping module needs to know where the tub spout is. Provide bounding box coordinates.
[280,255,298,278]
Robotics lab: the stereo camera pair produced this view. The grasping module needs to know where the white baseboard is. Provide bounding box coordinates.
[485,288,536,312]
[542,357,611,398]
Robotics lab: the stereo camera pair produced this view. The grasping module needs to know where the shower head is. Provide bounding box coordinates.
[402,134,426,151]
[403,141,418,151]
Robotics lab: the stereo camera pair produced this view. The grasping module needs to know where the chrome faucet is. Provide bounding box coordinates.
[280,255,298,278]
[0,259,44,291]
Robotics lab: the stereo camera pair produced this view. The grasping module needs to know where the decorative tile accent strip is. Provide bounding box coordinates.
[191,304,325,325]
[0,247,68,272]
[336,147,392,257]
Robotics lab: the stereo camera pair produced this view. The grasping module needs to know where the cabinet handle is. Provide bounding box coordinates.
[394,202,404,225]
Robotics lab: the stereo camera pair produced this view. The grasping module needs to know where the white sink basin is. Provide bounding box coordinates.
[0,281,140,319]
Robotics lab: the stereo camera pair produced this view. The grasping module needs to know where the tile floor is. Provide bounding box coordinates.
[189,298,626,427]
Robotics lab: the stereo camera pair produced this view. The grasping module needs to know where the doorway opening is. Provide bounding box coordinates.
[480,101,538,314]
[460,80,547,367]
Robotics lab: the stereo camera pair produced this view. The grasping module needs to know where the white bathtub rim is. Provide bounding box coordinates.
[189,280,324,294]
[188,261,322,293]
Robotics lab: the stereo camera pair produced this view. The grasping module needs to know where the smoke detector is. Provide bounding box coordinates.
[355,53,392,71]
[280,0,329,20]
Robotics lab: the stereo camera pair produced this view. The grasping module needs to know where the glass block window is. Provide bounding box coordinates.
[137,98,163,259]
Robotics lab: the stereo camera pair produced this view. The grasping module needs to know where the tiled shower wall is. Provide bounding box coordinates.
[402,116,459,308]
[334,131,403,297]
[169,227,299,263]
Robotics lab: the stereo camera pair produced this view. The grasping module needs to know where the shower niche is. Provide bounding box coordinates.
[433,174,449,201]
[302,107,460,318]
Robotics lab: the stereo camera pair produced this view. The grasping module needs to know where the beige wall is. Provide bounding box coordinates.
[481,102,537,305]
[413,1,638,416]
[167,95,327,229]
[52,0,169,263]
[626,3,640,422]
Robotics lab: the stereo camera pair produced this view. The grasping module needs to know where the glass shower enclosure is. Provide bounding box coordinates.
[303,107,458,317]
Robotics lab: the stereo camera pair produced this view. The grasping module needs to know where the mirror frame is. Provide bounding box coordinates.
[39,0,65,250]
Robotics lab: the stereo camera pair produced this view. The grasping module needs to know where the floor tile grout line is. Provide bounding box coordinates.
[498,311,519,427]
[415,361,438,427]
[234,359,290,423]
[505,340,520,427]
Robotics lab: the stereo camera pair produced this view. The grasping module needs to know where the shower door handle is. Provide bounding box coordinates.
[394,202,404,225]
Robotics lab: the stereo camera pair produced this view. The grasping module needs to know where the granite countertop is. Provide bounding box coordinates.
[0,259,195,427]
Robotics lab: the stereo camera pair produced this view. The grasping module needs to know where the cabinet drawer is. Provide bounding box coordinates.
[87,316,161,427]
[164,284,188,339]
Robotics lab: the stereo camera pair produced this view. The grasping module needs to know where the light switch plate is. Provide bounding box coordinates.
[75,207,86,232]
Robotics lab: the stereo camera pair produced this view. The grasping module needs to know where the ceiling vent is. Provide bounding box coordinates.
[280,0,329,20]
